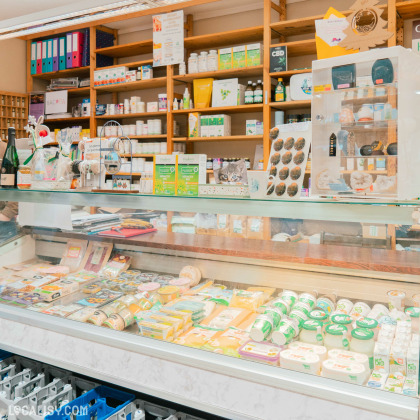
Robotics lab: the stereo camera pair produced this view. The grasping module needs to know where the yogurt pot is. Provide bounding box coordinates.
[292,301,311,316]
[412,293,420,308]
[368,304,390,320]
[264,307,284,328]
[298,292,317,309]
[335,298,353,315]
[331,314,353,334]
[309,309,329,326]
[270,298,290,315]
[355,317,379,340]
[350,328,375,369]
[280,290,298,307]
[405,307,420,332]
[289,309,308,327]
[169,278,191,294]
[299,319,324,345]
[250,314,274,342]
[316,295,336,314]
[387,290,406,311]
[271,317,300,346]
[324,324,349,350]
[350,301,371,320]
[137,282,161,293]
[157,285,180,303]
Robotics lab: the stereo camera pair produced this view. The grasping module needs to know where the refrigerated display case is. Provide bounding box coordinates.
[0,190,419,420]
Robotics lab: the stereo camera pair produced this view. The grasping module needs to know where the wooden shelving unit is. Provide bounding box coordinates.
[24,0,406,169]
[0,91,28,139]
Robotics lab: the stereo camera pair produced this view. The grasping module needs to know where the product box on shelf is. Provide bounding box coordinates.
[218,48,233,70]
[188,112,201,137]
[125,70,137,82]
[176,154,207,196]
[246,120,263,136]
[246,43,263,67]
[199,184,250,197]
[153,155,176,195]
[212,79,245,107]
[270,46,287,73]
[233,46,246,68]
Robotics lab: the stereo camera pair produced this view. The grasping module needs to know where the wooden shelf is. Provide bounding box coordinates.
[44,116,90,123]
[96,111,167,120]
[184,26,264,50]
[271,39,317,57]
[117,172,143,176]
[67,87,90,97]
[95,59,153,71]
[179,135,263,142]
[270,68,311,79]
[126,135,167,139]
[121,154,163,158]
[32,67,90,80]
[396,0,420,19]
[270,100,311,110]
[95,77,167,92]
[173,66,263,83]
[95,39,153,58]
[173,104,263,115]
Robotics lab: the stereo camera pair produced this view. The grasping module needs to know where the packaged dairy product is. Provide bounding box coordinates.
[328,349,370,371]
[350,328,375,369]
[367,370,388,389]
[350,301,371,320]
[368,303,390,320]
[280,290,298,307]
[270,297,290,315]
[390,344,407,375]
[308,309,329,326]
[288,341,327,361]
[202,327,250,357]
[322,359,368,385]
[374,341,390,372]
[316,294,336,314]
[331,314,353,334]
[387,290,405,311]
[335,298,353,315]
[298,292,317,309]
[355,317,379,340]
[403,377,418,396]
[289,309,308,327]
[384,372,405,393]
[324,324,349,350]
[405,307,420,332]
[238,341,282,366]
[299,320,323,345]
[292,301,311,316]
[406,346,419,378]
[280,349,321,375]
[250,314,273,342]
[264,307,284,328]
[271,317,300,346]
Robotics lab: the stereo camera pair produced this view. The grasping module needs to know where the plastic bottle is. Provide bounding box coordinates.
[173,99,179,111]
[407,346,419,378]
[275,78,286,102]
[183,87,190,110]
[254,80,263,104]
[188,53,198,74]
[198,51,208,72]
[207,50,218,71]
[245,81,254,105]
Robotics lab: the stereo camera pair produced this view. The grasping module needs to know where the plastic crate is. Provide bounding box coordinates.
[45,385,135,420]
[0,350,13,361]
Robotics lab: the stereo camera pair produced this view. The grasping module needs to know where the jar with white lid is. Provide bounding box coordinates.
[188,53,198,74]
[207,50,218,71]
[299,319,323,345]
[198,51,208,73]
[324,324,349,350]
[350,327,375,369]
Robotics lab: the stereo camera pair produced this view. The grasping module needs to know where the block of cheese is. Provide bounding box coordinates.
[280,349,321,375]
[288,341,328,362]
[322,359,368,385]
[328,349,370,371]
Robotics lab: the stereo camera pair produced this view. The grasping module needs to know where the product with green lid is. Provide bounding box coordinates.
[299,319,323,345]
[289,309,308,327]
[309,309,329,325]
[356,317,379,339]
[324,324,349,350]
[292,301,311,316]
[298,292,316,309]
[250,314,273,342]
[350,328,375,369]
[264,307,284,328]
[270,297,290,315]
[331,313,353,334]
[280,290,298,307]
[405,307,420,331]
[271,317,299,346]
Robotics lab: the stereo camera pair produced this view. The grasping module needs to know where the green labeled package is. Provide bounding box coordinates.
[154,155,176,196]
[177,154,207,196]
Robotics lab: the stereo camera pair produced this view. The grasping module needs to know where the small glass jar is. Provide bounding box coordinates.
[17,165,32,190]
[299,319,323,345]
[207,50,218,71]
[350,328,375,369]
[188,53,198,74]
[324,324,348,350]
[198,51,208,72]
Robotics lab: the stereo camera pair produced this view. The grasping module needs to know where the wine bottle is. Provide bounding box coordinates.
[1,127,19,189]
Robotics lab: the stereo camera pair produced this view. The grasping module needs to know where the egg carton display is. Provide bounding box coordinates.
[266,122,311,200]
[311,46,420,200]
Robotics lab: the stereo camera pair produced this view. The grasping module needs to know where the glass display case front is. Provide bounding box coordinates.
[0,193,419,407]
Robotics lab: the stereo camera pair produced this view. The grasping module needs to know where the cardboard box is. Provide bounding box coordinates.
[246,120,263,135]
[188,112,201,138]
[154,155,177,196]
[176,154,207,196]
[233,46,246,68]
[212,79,245,107]
[218,48,232,70]
[362,224,387,240]
[126,70,137,82]
[200,115,209,137]
[269,46,287,73]
[215,114,231,136]
[246,43,263,67]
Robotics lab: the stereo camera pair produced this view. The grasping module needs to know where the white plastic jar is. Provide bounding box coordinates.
[355,317,379,340]
[188,53,198,74]
[299,319,323,345]
[207,50,218,71]
[331,313,353,335]
[324,324,349,350]
[198,51,208,72]
[350,327,375,369]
